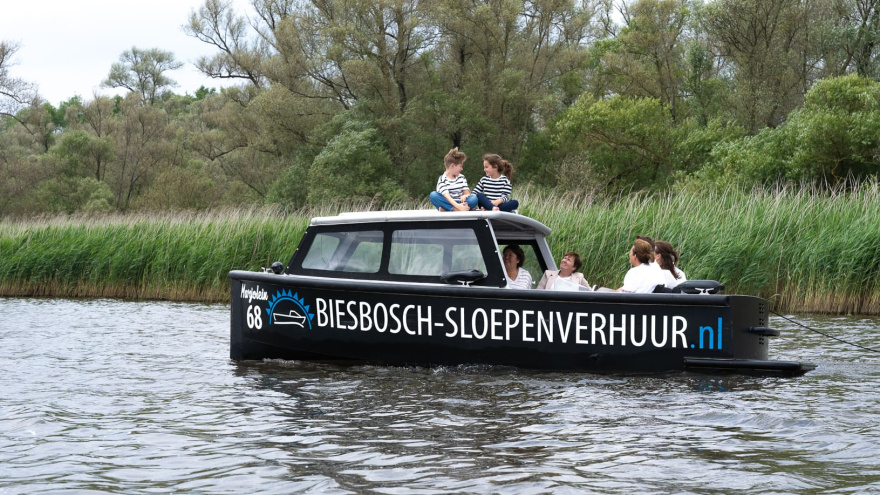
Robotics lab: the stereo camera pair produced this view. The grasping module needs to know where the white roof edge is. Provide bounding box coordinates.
[310,209,552,235]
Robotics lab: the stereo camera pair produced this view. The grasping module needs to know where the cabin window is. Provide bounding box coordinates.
[301,231,383,273]
[451,244,485,272]
[389,228,487,277]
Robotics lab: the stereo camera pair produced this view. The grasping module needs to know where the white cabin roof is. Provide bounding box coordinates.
[310,210,552,236]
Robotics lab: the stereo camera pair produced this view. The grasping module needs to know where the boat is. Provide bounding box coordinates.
[271,310,307,327]
[229,210,815,376]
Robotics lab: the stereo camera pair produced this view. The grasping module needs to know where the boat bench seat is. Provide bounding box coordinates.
[653,280,725,294]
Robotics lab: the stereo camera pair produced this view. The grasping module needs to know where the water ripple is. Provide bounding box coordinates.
[2,299,880,493]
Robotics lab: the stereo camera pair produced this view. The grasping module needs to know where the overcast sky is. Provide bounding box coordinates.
[1,0,251,106]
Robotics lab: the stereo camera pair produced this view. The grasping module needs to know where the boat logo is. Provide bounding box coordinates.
[267,289,315,329]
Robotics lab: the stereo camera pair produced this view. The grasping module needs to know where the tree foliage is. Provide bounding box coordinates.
[4,0,880,217]
[701,75,880,186]
[102,47,184,105]
[0,41,37,119]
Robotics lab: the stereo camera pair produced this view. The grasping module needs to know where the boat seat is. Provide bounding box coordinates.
[440,269,487,286]
[674,280,725,294]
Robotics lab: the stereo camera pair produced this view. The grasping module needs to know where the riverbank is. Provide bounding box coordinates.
[2,185,879,314]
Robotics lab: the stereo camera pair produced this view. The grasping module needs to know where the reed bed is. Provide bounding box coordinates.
[1,185,878,314]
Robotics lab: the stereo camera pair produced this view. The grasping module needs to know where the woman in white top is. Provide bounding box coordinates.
[537,252,592,291]
[503,244,532,289]
[618,239,665,293]
[654,240,687,290]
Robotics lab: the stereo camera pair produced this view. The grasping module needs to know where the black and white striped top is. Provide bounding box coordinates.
[436,173,470,200]
[473,175,512,201]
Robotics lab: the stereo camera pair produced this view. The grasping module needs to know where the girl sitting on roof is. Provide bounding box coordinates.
[472,154,519,212]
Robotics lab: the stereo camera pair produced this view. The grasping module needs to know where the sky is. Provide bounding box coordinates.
[1,0,251,106]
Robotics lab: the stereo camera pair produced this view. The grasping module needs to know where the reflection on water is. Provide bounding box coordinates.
[1,298,880,494]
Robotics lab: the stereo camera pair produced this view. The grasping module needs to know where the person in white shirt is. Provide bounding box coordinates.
[429,147,478,211]
[654,240,687,290]
[618,239,665,293]
[502,244,532,289]
[537,252,592,291]
[636,235,660,271]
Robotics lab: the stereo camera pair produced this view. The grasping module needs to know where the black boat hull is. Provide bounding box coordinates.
[230,271,814,376]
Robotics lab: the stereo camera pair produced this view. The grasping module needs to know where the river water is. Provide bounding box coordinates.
[1,297,879,494]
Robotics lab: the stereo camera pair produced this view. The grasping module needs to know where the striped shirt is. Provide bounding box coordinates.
[473,175,512,201]
[436,173,470,201]
[507,268,532,290]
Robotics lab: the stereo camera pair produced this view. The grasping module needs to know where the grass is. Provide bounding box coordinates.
[1,185,879,314]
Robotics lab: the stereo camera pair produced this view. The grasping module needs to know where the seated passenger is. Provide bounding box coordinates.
[636,235,658,270]
[473,154,519,212]
[502,244,532,289]
[654,240,687,289]
[618,239,665,293]
[537,251,592,291]
[429,147,478,212]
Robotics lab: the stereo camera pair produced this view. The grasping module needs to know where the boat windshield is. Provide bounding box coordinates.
[301,230,384,273]
[389,228,487,276]
[290,220,505,286]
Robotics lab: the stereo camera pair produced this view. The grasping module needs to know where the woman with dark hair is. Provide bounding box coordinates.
[618,239,665,293]
[502,244,532,289]
[654,240,687,289]
[537,251,592,291]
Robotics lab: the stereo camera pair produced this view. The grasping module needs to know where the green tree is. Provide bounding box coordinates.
[103,47,184,105]
[77,96,119,144]
[0,146,52,216]
[596,0,693,121]
[785,74,880,182]
[33,176,115,214]
[305,117,406,204]
[50,129,115,180]
[184,85,323,199]
[702,0,827,132]
[0,40,37,120]
[14,103,56,152]
[184,0,268,88]
[132,165,226,210]
[186,0,602,195]
[107,95,175,209]
[554,94,678,192]
[432,0,598,159]
[825,0,880,78]
[682,40,729,126]
[194,86,216,99]
[703,75,880,186]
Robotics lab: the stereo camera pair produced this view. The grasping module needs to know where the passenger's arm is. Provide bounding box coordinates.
[536,271,550,290]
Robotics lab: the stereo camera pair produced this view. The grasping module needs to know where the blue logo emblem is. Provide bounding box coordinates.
[267,289,315,329]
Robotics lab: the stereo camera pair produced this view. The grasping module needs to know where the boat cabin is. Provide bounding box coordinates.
[285,210,556,288]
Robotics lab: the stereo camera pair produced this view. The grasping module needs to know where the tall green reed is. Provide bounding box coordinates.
[1,185,878,313]
[517,182,880,314]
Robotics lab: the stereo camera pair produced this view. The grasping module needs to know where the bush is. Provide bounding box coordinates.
[305,119,407,205]
[554,95,678,192]
[700,75,880,187]
[34,176,115,214]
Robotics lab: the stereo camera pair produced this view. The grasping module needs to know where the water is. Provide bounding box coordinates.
[2,298,880,494]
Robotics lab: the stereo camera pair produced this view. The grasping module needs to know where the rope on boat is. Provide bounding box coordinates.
[772,311,880,354]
